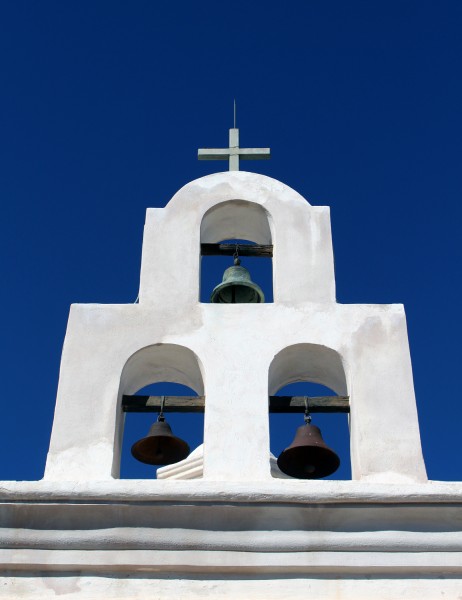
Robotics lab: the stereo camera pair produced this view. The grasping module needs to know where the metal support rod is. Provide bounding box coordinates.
[122,395,350,414]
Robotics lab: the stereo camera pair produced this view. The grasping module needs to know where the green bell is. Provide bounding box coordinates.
[211,258,265,304]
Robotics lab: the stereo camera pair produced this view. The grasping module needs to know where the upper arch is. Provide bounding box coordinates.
[164,171,311,218]
[139,170,336,305]
[269,343,348,396]
[200,200,272,245]
[120,343,205,396]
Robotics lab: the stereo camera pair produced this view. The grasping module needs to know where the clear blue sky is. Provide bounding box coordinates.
[0,1,461,481]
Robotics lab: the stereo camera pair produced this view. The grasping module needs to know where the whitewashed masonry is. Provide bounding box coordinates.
[0,170,460,599]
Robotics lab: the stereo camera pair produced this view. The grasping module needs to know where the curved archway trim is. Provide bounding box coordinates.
[269,343,348,397]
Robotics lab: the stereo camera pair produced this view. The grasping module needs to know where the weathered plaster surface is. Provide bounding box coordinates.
[1,171,460,598]
[0,480,461,598]
[44,176,426,485]
[44,301,426,482]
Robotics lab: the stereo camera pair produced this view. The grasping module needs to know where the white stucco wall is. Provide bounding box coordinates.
[0,480,461,599]
[2,170,460,598]
[44,171,426,483]
[139,171,336,305]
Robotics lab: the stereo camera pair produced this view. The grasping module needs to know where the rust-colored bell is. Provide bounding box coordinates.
[277,422,340,479]
[131,417,190,466]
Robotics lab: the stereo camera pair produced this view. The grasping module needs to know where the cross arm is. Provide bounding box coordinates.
[238,148,271,160]
[198,149,230,160]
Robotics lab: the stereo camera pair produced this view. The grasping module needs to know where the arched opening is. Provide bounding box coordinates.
[270,382,351,480]
[120,382,203,479]
[268,344,351,480]
[200,238,273,303]
[200,201,274,303]
[116,343,204,479]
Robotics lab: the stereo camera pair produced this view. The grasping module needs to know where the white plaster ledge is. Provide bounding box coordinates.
[0,529,460,553]
[0,549,461,575]
[0,480,460,504]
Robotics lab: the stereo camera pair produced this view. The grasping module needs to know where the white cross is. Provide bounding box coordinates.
[198,128,271,171]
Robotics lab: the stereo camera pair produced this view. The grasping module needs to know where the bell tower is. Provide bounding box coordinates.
[43,142,426,484]
[0,127,461,599]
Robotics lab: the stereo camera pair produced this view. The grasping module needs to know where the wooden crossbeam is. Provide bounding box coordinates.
[201,243,273,257]
[270,396,350,413]
[122,395,350,414]
[123,395,203,413]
